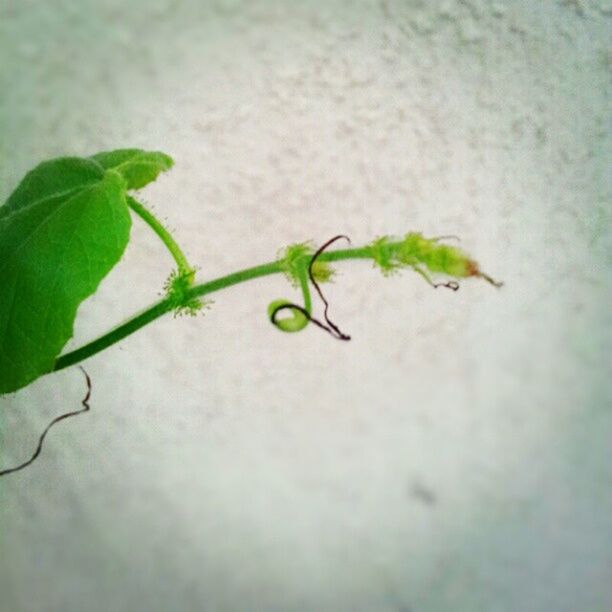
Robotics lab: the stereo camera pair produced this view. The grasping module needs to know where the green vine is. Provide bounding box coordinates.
[0,148,502,396]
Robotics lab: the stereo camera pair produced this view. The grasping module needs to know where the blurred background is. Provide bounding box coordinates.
[1,1,610,611]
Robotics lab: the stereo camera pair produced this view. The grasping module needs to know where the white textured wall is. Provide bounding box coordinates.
[1,2,610,611]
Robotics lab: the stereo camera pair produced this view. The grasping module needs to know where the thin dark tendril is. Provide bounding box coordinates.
[432,234,461,242]
[307,234,352,340]
[0,367,92,478]
[270,303,347,339]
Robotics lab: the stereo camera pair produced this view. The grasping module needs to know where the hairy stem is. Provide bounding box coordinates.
[298,265,313,313]
[127,196,194,277]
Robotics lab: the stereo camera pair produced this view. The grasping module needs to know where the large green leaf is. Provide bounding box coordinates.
[0,149,174,394]
[0,158,133,394]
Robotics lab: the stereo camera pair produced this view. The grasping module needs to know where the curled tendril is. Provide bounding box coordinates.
[410,265,461,292]
[433,279,460,291]
[268,299,310,332]
[269,302,347,339]
[269,235,351,341]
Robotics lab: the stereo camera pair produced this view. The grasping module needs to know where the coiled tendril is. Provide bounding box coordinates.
[269,235,351,341]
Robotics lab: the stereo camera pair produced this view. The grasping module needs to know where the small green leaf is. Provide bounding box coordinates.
[90,149,173,190]
[0,158,132,394]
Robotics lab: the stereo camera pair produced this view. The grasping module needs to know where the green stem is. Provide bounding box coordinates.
[299,265,313,313]
[53,245,375,372]
[127,196,194,277]
[318,246,371,263]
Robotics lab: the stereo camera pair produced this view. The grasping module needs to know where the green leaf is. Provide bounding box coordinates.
[0,157,105,221]
[0,158,132,394]
[90,149,173,190]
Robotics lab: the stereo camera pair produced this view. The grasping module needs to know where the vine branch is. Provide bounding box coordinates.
[53,235,501,373]
[127,195,195,280]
